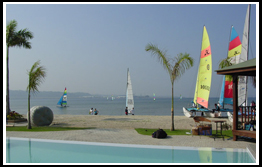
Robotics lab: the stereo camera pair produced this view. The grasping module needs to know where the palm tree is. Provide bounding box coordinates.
[145,43,194,131]
[27,60,46,129]
[6,19,33,115]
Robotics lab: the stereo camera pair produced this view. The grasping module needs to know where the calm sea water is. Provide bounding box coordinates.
[9,91,256,116]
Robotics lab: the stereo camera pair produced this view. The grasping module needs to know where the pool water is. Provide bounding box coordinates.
[6,137,255,163]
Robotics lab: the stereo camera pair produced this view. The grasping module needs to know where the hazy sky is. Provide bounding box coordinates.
[4,2,258,97]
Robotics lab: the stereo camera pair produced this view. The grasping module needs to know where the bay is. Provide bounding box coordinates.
[8,90,256,117]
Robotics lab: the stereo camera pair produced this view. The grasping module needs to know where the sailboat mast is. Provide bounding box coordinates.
[193,26,205,108]
[245,4,251,105]
[247,4,251,60]
[127,68,129,86]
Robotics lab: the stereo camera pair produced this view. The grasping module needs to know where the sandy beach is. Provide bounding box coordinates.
[48,115,231,130]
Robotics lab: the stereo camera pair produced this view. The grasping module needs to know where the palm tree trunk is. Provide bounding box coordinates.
[171,83,175,131]
[6,46,11,116]
[27,90,32,129]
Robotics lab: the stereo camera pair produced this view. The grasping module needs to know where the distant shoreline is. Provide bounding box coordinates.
[9,90,257,99]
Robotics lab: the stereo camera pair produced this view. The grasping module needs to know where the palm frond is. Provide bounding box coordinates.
[6,20,33,48]
[6,20,18,46]
[219,57,233,81]
[145,43,172,74]
[15,28,34,49]
[27,61,46,93]
[219,57,233,69]
[172,53,194,81]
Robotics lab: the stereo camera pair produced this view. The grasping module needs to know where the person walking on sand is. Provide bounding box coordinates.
[125,107,128,115]
[89,108,93,115]
[130,107,134,115]
[94,108,99,115]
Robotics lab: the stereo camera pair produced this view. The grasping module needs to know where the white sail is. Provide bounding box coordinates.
[126,68,134,113]
[238,4,250,106]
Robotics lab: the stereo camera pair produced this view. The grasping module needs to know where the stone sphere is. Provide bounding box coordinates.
[28,106,53,126]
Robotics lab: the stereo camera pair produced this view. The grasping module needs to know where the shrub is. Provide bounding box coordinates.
[222,122,232,130]
[7,111,23,120]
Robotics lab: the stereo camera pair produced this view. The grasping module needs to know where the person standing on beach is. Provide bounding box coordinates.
[125,107,128,115]
[130,107,134,115]
[89,108,93,115]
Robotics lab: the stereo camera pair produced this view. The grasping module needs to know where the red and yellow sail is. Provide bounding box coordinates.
[194,26,212,108]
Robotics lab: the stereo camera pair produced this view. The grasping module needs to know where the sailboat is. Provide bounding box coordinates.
[210,26,242,118]
[227,4,251,122]
[57,87,68,107]
[126,68,134,114]
[183,26,212,118]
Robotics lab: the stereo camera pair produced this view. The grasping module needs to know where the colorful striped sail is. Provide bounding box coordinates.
[194,26,212,109]
[227,26,242,63]
[223,26,242,105]
[57,87,67,107]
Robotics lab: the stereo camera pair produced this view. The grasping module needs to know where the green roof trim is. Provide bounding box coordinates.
[215,58,256,72]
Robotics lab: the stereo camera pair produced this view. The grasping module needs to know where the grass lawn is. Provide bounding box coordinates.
[6,126,93,132]
[6,126,233,139]
[135,128,233,139]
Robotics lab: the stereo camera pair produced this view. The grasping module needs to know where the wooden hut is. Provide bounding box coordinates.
[215,58,256,141]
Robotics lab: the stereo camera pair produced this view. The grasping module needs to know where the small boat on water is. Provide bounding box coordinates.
[183,26,212,118]
[57,87,68,107]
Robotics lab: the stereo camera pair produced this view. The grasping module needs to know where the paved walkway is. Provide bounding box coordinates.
[6,122,256,154]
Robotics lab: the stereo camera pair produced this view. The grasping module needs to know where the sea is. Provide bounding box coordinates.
[8,90,256,117]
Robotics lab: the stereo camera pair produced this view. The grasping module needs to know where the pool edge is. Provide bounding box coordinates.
[246,143,256,161]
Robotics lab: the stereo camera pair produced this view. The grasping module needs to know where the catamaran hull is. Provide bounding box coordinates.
[57,105,68,108]
[204,112,211,117]
[209,108,232,118]
[183,107,193,118]
[227,112,233,122]
[183,107,212,118]
[209,112,229,118]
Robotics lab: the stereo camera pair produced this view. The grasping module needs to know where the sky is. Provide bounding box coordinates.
[4,2,258,98]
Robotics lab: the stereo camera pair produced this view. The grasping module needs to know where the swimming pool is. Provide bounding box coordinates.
[5,137,255,163]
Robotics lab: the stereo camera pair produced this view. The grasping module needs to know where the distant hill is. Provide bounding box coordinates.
[9,90,92,98]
